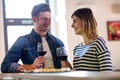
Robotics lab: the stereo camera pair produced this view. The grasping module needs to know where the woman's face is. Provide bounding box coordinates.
[71,15,83,35]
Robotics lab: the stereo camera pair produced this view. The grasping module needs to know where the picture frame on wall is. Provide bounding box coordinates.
[107,21,120,41]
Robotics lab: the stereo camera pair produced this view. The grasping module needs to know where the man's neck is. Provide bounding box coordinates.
[39,32,47,37]
[34,28,47,37]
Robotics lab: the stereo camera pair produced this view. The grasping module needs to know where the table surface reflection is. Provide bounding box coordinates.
[0,71,120,80]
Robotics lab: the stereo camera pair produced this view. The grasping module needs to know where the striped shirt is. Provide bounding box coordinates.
[73,36,113,71]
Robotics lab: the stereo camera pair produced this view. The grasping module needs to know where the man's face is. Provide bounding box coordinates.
[33,11,51,34]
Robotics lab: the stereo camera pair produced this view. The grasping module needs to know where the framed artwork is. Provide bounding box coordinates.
[107,21,120,41]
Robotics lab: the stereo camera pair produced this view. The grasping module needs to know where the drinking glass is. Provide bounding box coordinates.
[37,42,47,68]
[56,47,67,61]
[37,42,47,56]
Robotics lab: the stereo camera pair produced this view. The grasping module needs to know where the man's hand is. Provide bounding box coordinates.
[17,56,44,72]
[17,64,35,71]
[32,56,44,68]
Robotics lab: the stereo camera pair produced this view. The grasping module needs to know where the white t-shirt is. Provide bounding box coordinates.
[41,37,54,68]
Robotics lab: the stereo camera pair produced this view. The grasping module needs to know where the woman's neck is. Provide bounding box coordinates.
[82,35,97,45]
[84,38,92,45]
[82,35,94,45]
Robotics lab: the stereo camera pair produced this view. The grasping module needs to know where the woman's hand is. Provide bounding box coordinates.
[61,61,72,69]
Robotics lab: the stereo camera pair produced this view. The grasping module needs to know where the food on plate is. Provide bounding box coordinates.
[20,68,70,73]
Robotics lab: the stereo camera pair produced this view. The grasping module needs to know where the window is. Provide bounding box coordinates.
[3,0,48,52]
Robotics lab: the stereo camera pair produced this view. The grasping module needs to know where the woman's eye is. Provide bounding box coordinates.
[73,20,76,23]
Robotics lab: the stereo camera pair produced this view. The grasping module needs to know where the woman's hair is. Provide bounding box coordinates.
[31,3,51,17]
[71,8,98,39]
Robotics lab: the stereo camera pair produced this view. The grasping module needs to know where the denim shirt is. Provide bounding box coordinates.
[1,29,65,73]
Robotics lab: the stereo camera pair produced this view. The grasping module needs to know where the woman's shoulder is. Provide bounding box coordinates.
[94,36,106,43]
[92,36,109,51]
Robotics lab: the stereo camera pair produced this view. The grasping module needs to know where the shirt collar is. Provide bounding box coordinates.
[30,28,50,40]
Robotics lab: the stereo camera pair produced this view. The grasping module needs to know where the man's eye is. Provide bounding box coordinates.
[42,18,51,21]
[41,18,45,20]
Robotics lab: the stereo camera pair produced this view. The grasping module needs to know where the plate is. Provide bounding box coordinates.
[34,68,70,73]
[20,70,33,73]
[20,68,70,73]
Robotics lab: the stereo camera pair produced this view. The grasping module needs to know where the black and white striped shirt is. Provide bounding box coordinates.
[73,36,113,71]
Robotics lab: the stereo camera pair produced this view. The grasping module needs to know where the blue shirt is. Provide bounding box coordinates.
[1,29,66,73]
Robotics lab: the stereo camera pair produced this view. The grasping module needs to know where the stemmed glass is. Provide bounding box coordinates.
[56,47,73,69]
[56,47,67,61]
[37,42,47,68]
[37,42,47,56]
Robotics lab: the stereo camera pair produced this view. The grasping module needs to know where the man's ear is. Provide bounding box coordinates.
[32,16,37,22]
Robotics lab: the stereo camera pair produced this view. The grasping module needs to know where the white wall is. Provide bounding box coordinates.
[65,0,120,70]
[0,0,5,71]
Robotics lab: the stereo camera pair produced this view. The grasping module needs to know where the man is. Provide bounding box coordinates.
[1,3,71,73]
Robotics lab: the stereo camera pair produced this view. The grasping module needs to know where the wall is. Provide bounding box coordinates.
[65,0,120,70]
[0,0,5,71]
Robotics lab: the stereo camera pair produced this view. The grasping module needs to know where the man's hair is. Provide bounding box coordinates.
[31,3,51,17]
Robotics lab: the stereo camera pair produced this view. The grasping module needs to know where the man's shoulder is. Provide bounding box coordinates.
[16,33,30,41]
[48,34,62,41]
[47,34,64,46]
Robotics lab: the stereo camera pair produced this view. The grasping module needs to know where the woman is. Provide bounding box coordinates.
[71,8,113,71]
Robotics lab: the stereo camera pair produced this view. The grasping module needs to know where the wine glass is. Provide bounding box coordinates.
[37,42,47,68]
[56,47,67,61]
[37,42,47,56]
[56,47,73,69]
